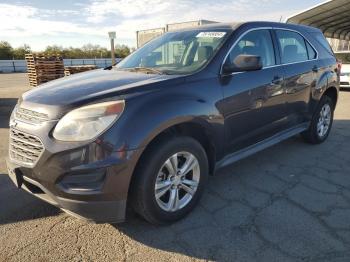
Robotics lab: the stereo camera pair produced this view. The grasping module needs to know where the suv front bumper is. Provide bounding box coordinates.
[7,158,128,223]
[6,139,142,223]
[7,102,145,223]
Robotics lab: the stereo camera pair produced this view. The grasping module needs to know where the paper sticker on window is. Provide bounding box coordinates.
[196,32,226,38]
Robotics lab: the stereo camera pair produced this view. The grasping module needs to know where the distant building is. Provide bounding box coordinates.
[328,38,350,53]
[136,20,218,48]
[136,28,166,49]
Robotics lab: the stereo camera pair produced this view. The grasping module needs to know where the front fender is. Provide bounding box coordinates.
[102,89,224,155]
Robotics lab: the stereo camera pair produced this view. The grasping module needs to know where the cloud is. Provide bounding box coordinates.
[0,0,309,50]
[85,0,172,23]
[82,0,288,40]
[0,4,105,37]
[84,0,283,26]
[85,0,279,26]
[82,0,293,39]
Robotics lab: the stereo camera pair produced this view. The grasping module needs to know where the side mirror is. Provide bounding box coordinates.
[223,54,263,74]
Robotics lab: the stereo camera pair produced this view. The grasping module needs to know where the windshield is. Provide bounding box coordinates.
[117,29,231,75]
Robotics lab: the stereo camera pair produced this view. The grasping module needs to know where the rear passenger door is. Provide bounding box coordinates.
[274,29,318,126]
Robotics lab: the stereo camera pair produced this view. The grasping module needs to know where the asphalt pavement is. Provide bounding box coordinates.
[1,73,350,262]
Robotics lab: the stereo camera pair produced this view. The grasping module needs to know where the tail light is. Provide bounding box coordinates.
[336,59,342,75]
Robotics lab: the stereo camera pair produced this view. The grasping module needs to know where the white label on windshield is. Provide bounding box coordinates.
[196,32,226,38]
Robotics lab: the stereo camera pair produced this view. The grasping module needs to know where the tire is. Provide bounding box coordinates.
[130,136,209,225]
[302,95,334,144]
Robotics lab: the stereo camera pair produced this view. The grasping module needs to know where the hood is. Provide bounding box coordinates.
[22,68,183,106]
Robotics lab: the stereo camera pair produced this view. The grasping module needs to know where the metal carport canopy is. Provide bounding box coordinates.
[286,0,350,40]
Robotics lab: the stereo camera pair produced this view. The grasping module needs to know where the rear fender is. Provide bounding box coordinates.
[310,69,338,112]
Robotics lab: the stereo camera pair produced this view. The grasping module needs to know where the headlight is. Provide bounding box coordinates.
[53,100,125,142]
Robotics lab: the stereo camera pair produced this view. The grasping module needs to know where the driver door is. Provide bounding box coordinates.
[220,29,288,154]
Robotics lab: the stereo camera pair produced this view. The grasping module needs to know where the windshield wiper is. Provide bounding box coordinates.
[128,67,167,75]
[104,63,117,70]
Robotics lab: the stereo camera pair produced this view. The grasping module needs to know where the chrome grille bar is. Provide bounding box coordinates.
[9,129,44,166]
[15,107,49,125]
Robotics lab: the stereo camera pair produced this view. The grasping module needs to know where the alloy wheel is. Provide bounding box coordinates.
[154,151,200,212]
[317,103,332,138]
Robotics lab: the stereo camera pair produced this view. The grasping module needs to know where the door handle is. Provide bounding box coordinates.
[250,98,264,109]
[271,76,283,85]
[268,76,284,97]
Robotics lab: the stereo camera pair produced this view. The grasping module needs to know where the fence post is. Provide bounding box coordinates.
[12,60,16,72]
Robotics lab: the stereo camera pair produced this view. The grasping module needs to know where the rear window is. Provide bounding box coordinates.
[311,32,334,55]
[276,30,308,64]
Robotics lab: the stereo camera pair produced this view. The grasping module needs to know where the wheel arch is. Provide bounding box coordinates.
[322,86,338,107]
[134,120,217,177]
[126,119,218,210]
[314,66,338,104]
[312,67,339,112]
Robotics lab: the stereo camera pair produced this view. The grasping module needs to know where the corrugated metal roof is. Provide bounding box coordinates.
[287,0,350,40]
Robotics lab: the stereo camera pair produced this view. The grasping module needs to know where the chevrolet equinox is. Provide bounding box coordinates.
[7,22,340,224]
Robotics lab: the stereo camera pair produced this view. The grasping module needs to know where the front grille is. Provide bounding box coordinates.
[340,81,350,85]
[9,129,44,166]
[15,107,49,124]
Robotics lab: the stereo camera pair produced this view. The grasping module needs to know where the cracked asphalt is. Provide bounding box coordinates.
[1,73,350,261]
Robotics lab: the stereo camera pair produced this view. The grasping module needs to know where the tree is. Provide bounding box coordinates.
[115,44,130,58]
[13,44,31,59]
[42,44,119,59]
[0,41,133,60]
[0,41,13,59]
[64,47,84,59]
[44,45,65,56]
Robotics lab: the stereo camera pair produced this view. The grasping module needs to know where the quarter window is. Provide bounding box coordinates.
[306,41,317,60]
[311,32,333,55]
[276,30,308,64]
[227,29,276,68]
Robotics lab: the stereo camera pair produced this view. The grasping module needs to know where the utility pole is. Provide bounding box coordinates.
[108,31,116,65]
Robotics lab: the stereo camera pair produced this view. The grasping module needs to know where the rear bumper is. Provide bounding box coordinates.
[340,75,350,88]
[340,84,350,89]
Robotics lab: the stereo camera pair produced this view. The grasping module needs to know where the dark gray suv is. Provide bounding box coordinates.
[7,21,339,224]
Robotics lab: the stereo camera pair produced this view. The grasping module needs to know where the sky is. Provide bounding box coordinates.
[0,0,325,51]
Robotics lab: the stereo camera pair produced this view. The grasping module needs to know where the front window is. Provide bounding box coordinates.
[117,30,231,75]
[226,29,276,68]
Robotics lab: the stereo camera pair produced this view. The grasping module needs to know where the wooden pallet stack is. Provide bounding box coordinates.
[25,54,65,87]
[64,65,97,76]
